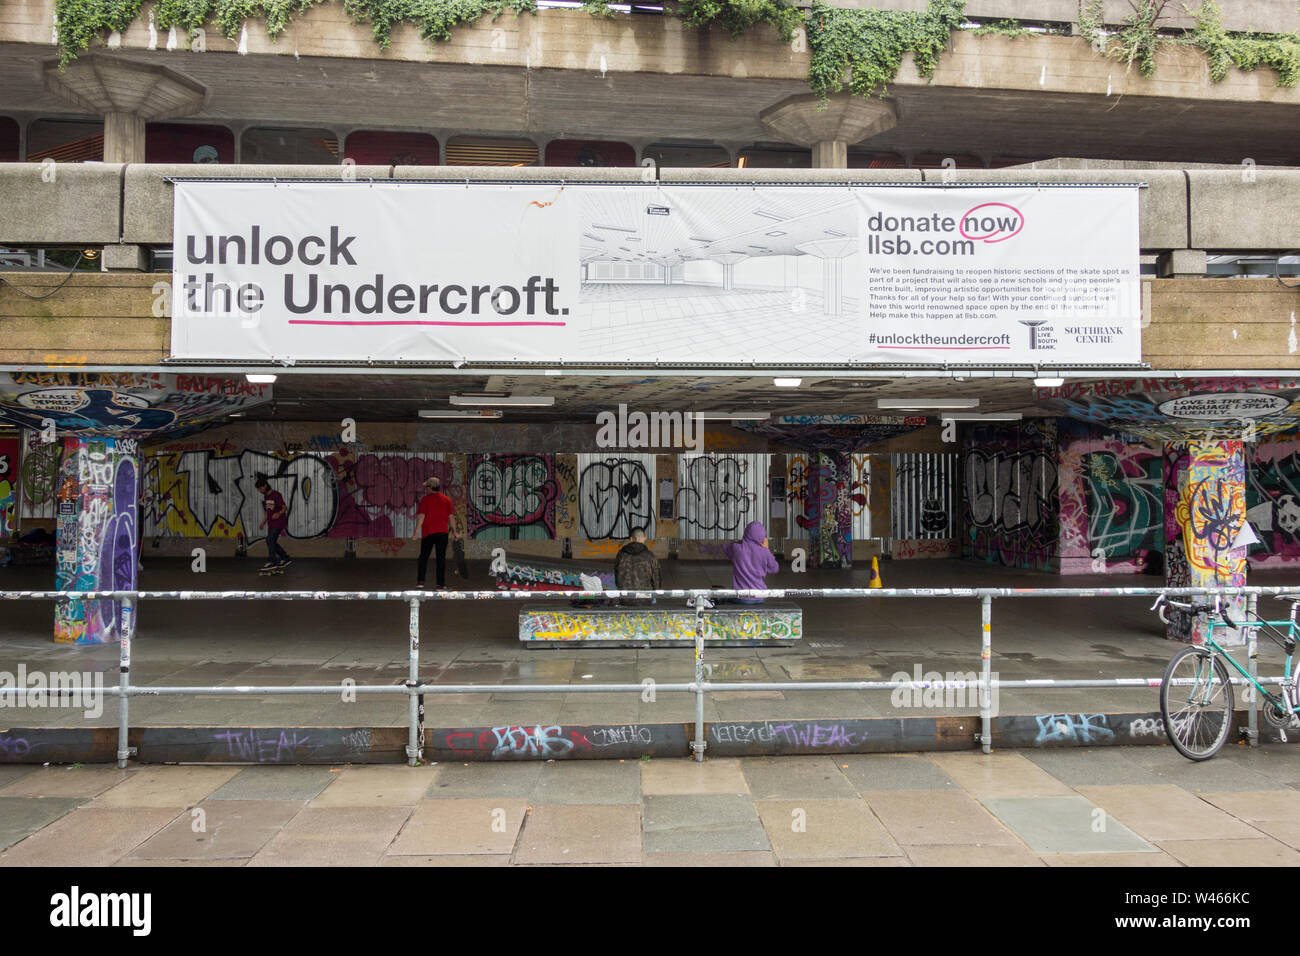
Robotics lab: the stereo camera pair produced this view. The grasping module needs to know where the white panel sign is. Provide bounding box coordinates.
[171,182,1141,365]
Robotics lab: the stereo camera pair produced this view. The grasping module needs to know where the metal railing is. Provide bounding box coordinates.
[1,584,1297,767]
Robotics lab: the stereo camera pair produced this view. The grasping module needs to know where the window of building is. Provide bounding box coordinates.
[643,143,730,168]
[241,127,340,164]
[445,136,539,166]
[27,119,104,163]
[848,151,906,169]
[344,130,440,165]
[0,117,18,162]
[544,139,636,167]
[146,123,235,164]
[736,146,811,169]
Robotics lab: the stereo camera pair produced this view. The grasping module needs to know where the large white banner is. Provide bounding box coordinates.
[171,182,1141,365]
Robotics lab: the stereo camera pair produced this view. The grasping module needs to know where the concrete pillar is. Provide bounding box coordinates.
[54,437,139,644]
[797,237,855,316]
[43,53,207,163]
[808,452,852,569]
[760,93,897,170]
[1163,439,1248,643]
[1157,249,1208,278]
[722,263,735,290]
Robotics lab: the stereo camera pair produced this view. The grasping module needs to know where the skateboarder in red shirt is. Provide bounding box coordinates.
[255,475,292,571]
[413,476,454,588]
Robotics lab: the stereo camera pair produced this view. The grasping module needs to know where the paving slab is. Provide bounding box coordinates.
[862,790,1020,846]
[755,799,904,861]
[1040,850,1182,866]
[740,757,860,799]
[640,757,748,795]
[981,795,1156,855]
[1156,838,1300,866]
[780,857,913,866]
[1075,785,1262,842]
[1021,749,1168,787]
[246,807,413,866]
[208,766,339,801]
[513,805,642,865]
[0,807,181,866]
[1196,788,1300,821]
[641,794,768,853]
[530,760,641,805]
[90,767,242,808]
[903,844,1045,866]
[128,799,300,860]
[0,766,129,798]
[926,752,1076,798]
[310,766,437,807]
[388,798,528,855]
[381,854,512,866]
[0,796,86,851]
[644,851,776,866]
[837,755,959,792]
[426,761,542,799]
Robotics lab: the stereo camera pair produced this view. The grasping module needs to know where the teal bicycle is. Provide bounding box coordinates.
[1152,594,1300,761]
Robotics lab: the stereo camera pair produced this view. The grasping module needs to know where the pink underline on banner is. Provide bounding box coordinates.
[287,320,568,327]
[875,345,1012,350]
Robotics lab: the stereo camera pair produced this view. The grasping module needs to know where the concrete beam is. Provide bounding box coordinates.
[0,162,122,244]
[1189,169,1300,251]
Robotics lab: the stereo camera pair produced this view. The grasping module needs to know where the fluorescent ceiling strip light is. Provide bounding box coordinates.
[696,412,772,420]
[450,394,555,407]
[773,378,802,387]
[877,398,979,409]
[752,210,785,221]
[245,373,277,383]
[940,413,1024,422]
[1033,377,1065,387]
[593,224,637,233]
[419,409,503,419]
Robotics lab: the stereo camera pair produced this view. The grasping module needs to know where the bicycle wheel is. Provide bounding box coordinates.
[1161,646,1234,761]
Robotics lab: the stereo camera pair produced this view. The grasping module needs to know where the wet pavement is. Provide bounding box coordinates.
[2,746,1299,866]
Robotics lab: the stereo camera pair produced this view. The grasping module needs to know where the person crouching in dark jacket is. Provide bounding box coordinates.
[615,527,660,606]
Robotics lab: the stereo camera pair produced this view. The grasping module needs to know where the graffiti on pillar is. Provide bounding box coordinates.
[0,437,17,538]
[787,452,867,546]
[54,438,137,644]
[962,420,1059,571]
[796,452,853,568]
[1247,440,1300,566]
[19,431,61,519]
[466,454,558,539]
[578,458,653,540]
[676,455,755,535]
[1056,424,1162,573]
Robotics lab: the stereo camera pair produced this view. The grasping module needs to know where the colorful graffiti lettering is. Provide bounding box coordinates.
[963,421,1059,571]
[578,458,653,540]
[518,607,801,643]
[466,454,558,539]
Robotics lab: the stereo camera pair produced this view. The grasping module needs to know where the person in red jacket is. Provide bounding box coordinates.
[412,476,454,588]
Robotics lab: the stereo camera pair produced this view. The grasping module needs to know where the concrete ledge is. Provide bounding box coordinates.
[123,163,395,243]
[0,162,123,244]
[493,556,615,591]
[659,168,924,183]
[0,711,1285,763]
[932,166,1186,252]
[1189,169,1300,251]
[518,601,803,645]
[391,165,649,182]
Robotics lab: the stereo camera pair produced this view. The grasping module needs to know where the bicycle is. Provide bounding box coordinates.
[1152,593,1300,761]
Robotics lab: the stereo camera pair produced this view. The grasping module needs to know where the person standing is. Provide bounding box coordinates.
[255,475,292,571]
[723,520,779,604]
[614,527,660,606]
[413,476,454,589]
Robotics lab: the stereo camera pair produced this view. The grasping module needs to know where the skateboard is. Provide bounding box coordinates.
[258,565,286,576]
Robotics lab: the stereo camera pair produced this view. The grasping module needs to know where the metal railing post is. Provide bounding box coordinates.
[1247,592,1259,747]
[691,592,711,762]
[980,594,993,755]
[117,596,133,770]
[405,597,422,767]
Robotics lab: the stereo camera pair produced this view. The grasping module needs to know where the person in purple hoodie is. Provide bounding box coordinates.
[723,520,779,604]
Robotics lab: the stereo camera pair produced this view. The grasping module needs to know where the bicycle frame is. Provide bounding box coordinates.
[1199,602,1300,715]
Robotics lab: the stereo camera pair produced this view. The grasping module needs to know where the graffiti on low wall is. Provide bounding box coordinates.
[518,606,802,643]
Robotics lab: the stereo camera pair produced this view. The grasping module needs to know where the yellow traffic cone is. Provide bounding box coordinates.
[869,555,882,589]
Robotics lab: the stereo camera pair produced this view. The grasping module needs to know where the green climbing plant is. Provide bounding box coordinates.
[675,0,802,42]
[151,0,321,40]
[54,0,144,64]
[971,18,1030,39]
[1108,0,1173,77]
[343,0,536,49]
[1184,0,1300,86]
[805,0,965,100]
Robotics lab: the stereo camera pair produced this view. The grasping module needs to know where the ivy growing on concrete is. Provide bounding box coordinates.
[675,0,803,42]
[151,0,320,41]
[1184,0,1300,87]
[54,0,144,64]
[343,0,536,49]
[805,0,965,99]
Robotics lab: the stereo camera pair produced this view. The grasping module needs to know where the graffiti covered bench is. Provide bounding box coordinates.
[492,555,614,592]
[518,602,802,648]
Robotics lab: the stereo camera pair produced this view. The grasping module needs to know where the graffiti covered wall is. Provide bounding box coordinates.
[466,454,558,539]
[54,437,137,644]
[0,436,16,538]
[1057,421,1162,574]
[1247,436,1300,568]
[963,419,1059,571]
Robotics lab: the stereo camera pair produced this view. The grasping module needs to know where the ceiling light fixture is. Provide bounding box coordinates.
[773,377,802,387]
[765,231,787,237]
[877,398,979,410]
[1033,377,1065,387]
[419,409,504,419]
[939,413,1024,422]
[696,412,772,420]
[752,209,784,221]
[593,224,636,233]
[245,373,277,384]
[449,395,555,407]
